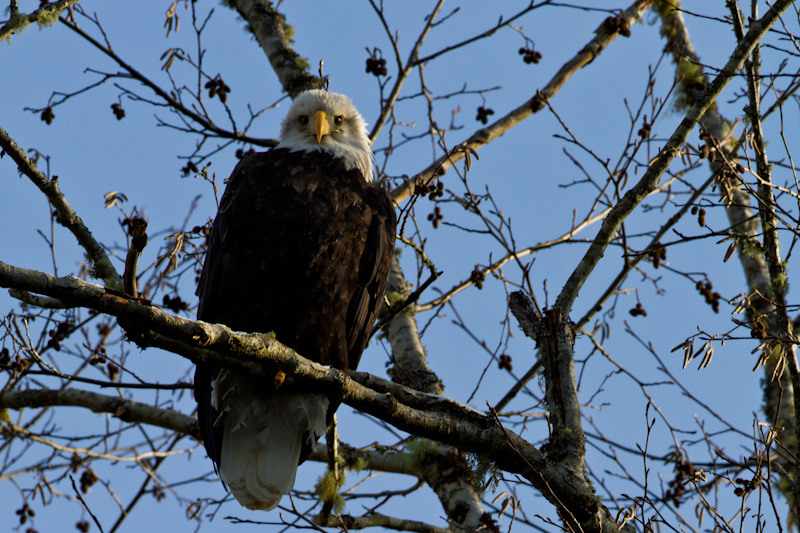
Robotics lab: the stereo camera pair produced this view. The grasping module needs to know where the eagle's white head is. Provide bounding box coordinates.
[278,89,373,181]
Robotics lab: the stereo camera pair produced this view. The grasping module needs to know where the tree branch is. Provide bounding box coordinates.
[317,511,451,533]
[0,123,122,289]
[390,0,655,204]
[58,12,277,149]
[732,0,800,518]
[0,259,633,531]
[0,0,79,43]
[368,0,446,143]
[553,0,796,315]
[384,257,443,396]
[0,388,430,482]
[657,2,798,511]
[0,388,200,439]
[224,0,322,97]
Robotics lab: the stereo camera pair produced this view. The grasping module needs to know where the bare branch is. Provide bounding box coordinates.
[390,0,655,204]
[0,388,199,438]
[732,0,800,516]
[554,0,796,315]
[0,0,79,42]
[317,511,450,533]
[0,124,122,289]
[59,12,278,149]
[369,0,447,143]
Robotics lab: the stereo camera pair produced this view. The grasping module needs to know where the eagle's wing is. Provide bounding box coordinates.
[345,187,396,370]
[194,151,260,468]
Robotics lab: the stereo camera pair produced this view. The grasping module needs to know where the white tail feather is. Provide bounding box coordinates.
[213,372,328,510]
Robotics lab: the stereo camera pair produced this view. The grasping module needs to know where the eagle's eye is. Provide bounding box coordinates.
[299,115,309,126]
[333,115,344,126]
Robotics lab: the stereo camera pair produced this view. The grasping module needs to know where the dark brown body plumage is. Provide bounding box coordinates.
[194,147,396,471]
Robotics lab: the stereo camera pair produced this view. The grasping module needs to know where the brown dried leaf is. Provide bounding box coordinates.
[162,51,175,71]
[699,344,713,369]
[164,2,179,37]
[682,341,694,369]
[723,241,737,262]
[104,191,128,209]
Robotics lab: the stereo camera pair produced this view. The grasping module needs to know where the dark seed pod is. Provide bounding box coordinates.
[41,107,55,125]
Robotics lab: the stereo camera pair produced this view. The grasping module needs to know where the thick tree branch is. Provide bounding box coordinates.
[658,3,798,514]
[732,0,800,518]
[0,260,631,532]
[0,0,78,42]
[224,0,322,97]
[499,293,543,413]
[554,0,796,315]
[385,257,443,396]
[386,258,483,529]
[316,512,450,533]
[0,388,200,439]
[539,6,795,493]
[497,8,795,528]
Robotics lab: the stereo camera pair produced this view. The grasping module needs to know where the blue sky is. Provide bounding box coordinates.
[2,1,799,531]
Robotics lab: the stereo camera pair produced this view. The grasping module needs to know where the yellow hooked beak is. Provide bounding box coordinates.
[313,110,330,143]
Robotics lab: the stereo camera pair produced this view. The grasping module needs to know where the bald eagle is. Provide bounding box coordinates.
[194,90,396,510]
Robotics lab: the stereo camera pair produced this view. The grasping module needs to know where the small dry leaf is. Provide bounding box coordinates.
[699,343,713,369]
[104,191,128,209]
[682,341,694,369]
[161,49,176,71]
[492,492,516,517]
[671,339,689,353]
[164,2,179,37]
[723,241,737,262]
[161,232,185,274]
